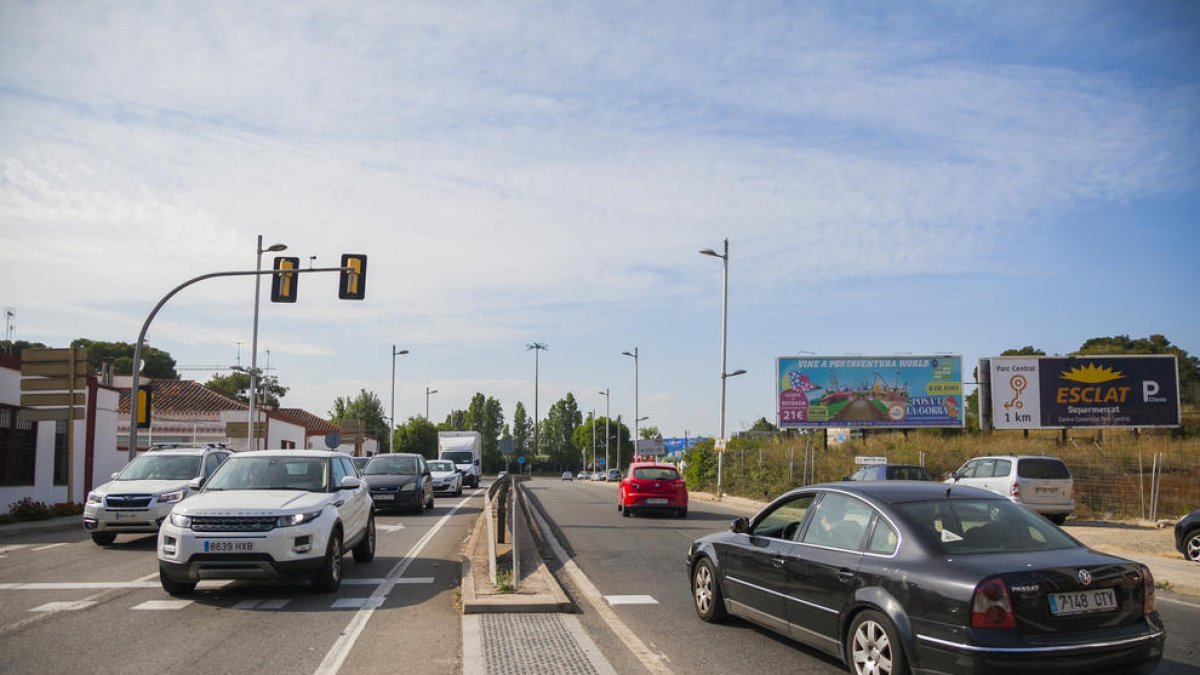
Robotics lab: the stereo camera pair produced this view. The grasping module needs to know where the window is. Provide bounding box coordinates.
[633,467,680,480]
[895,499,1078,555]
[802,493,874,551]
[331,457,349,488]
[971,458,996,479]
[957,460,978,477]
[203,453,227,479]
[751,493,816,540]
[280,440,296,450]
[53,420,68,486]
[992,459,1012,477]
[867,519,899,555]
[0,406,36,486]
[1018,458,1071,479]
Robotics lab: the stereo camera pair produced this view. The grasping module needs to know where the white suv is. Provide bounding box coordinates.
[157,450,375,595]
[946,455,1075,524]
[83,444,231,545]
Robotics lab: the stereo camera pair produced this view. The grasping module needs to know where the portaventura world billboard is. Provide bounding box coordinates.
[777,356,964,429]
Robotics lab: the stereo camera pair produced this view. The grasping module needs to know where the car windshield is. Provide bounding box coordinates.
[365,456,420,475]
[441,451,473,464]
[118,455,202,481]
[895,498,1078,554]
[428,461,455,472]
[887,466,931,480]
[205,456,328,492]
[633,467,679,480]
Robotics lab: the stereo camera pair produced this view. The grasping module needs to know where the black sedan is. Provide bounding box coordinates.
[361,453,434,514]
[1176,508,1200,562]
[687,482,1164,675]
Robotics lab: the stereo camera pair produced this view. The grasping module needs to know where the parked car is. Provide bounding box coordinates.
[1176,508,1200,562]
[846,463,932,481]
[946,455,1074,524]
[688,482,1164,675]
[561,471,574,481]
[593,471,605,481]
[84,443,231,546]
[618,462,688,518]
[607,468,622,482]
[157,450,374,595]
[577,471,589,481]
[427,459,464,496]
[362,453,435,514]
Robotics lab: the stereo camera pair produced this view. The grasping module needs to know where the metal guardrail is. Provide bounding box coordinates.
[483,474,514,588]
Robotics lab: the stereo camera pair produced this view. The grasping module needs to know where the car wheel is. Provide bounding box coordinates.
[456,482,463,497]
[1049,514,1068,526]
[691,557,728,623]
[159,568,196,596]
[1186,529,1200,562]
[90,532,117,546]
[353,513,376,563]
[678,507,688,519]
[846,610,909,675]
[426,493,435,510]
[616,502,623,512]
[313,528,343,593]
[622,504,632,517]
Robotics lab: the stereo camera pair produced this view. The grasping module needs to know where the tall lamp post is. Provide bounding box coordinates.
[389,346,409,452]
[590,410,597,472]
[425,387,438,420]
[597,389,610,472]
[621,347,639,450]
[248,235,287,451]
[527,343,548,460]
[701,239,746,499]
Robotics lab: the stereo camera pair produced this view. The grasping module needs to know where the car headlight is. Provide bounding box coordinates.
[158,489,186,504]
[276,510,323,528]
[87,492,103,505]
[400,483,417,492]
[169,512,193,528]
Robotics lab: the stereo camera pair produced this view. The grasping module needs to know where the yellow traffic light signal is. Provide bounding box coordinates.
[271,256,300,303]
[339,254,367,300]
[136,384,153,429]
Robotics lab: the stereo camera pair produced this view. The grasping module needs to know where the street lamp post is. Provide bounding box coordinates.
[527,343,548,460]
[591,410,597,473]
[621,347,639,449]
[248,235,287,451]
[597,389,609,472]
[390,346,409,452]
[425,387,438,420]
[701,238,746,499]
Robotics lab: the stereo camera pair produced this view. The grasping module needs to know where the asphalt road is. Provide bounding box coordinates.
[528,476,1200,675]
[0,486,486,675]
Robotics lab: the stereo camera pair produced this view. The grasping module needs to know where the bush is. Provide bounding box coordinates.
[51,502,83,517]
[7,497,53,521]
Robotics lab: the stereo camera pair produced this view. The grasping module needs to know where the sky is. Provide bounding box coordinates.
[2,1,1198,439]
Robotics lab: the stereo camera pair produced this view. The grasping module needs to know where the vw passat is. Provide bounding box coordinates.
[687,482,1163,675]
[157,450,375,596]
[84,444,230,545]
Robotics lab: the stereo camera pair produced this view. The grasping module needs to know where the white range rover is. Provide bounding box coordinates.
[157,450,375,596]
[84,444,231,545]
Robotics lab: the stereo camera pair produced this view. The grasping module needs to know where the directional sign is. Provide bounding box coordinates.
[19,348,89,362]
[20,377,88,391]
[18,408,84,422]
[19,362,87,377]
[225,422,266,438]
[20,393,86,407]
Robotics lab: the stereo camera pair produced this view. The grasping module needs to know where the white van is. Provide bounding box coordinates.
[946,455,1074,524]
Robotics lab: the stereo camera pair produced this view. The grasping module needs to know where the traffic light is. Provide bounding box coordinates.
[136,384,153,429]
[339,254,367,300]
[271,256,300,303]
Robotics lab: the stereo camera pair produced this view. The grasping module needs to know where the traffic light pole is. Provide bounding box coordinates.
[126,266,352,460]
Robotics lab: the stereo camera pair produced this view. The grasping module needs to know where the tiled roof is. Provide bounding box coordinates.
[275,408,341,434]
[117,378,247,414]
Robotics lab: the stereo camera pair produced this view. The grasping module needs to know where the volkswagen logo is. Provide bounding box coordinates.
[1077,569,1093,586]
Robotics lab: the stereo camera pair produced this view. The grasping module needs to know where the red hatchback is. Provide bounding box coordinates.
[618,463,688,518]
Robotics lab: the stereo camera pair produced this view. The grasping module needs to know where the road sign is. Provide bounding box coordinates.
[225,422,266,438]
[19,348,89,362]
[715,438,728,452]
[20,377,88,391]
[19,362,87,377]
[20,393,86,407]
[325,431,342,449]
[855,456,888,465]
[517,456,526,465]
[18,408,84,422]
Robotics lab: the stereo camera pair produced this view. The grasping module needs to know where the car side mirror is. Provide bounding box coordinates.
[731,517,750,534]
[189,477,203,491]
[474,459,480,465]
[841,475,850,481]
[340,476,362,490]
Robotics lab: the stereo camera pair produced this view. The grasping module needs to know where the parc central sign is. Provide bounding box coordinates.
[982,355,1180,429]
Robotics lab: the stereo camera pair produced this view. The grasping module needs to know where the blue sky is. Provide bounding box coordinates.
[2,1,1197,438]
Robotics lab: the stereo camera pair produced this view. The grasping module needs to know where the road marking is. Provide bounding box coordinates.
[31,600,96,612]
[0,545,31,554]
[331,597,384,609]
[132,600,192,610]
[1160,596,1200,610]
[0,582,161,590]
[314,491,476,675]
[525,487,672,674]
[234,599,292,610]
[377,523,405,533]
[605,595,658,605]
[342,577,433,585]
[32,543,69,551]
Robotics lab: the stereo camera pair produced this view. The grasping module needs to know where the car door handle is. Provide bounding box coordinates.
[333,499,345,507]
[837,568,857,582]
[772,556,786,568]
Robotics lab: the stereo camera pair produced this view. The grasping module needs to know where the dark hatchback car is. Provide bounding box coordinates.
[361,454,434,514]
[687,482,1164,675]
[846,464,933,482]
[1176,508,1200,562]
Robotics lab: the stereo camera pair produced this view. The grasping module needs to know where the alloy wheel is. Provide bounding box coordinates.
[694,564,714,615]
[1187,532,1200,562]
[851,619,893,675]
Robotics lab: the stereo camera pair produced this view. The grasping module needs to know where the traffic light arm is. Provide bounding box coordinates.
[125,266,355,460]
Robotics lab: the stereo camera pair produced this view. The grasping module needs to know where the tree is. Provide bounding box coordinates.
[1002,346,1047,356]
[71,338,178,378]
[512,401,532,460]
[572,416,604,470]
[639,425,661,440]
[1076,334,1198,405]
[205,371,289,406]
[540,393,582,469]
[682,439,717,490]
[465,393,505,472]
[393,416,439,459]
[749,417,777,432]
[0,340,47,357]
[439,409,468,432]
[329,389,389,451]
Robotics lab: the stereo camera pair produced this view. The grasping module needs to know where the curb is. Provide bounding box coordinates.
[0,516,81,539]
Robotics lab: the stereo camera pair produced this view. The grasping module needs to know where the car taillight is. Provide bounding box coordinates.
[1142,565,1157,616]
[1010,482,1020,498]
[971,578,1016,629]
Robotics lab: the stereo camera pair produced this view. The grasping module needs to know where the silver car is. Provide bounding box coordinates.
[946,455,1074,524]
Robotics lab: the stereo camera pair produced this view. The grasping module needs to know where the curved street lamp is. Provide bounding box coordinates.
[622,348,639,444]
[425,387,439,420]
[248,235,287,450]
[389,346,409,450]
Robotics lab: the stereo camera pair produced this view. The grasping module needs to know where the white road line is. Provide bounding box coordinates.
[31,600,96,612]
[605,595,658,605]
[341,577,434,585]
[313,491,477,675]
[0,545,31,554]
[32,543,69,551]
[0,582,161,590]
[1160,596,1200,609]
[132,600,192,610]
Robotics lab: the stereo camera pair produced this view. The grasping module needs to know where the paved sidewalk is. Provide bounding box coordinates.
[0,515,80,539]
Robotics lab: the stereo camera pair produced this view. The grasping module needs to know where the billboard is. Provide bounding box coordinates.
[777,356,964,429]
[984,355,1180,429]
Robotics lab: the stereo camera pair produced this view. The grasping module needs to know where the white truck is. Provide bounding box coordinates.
[437,431,482,488]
